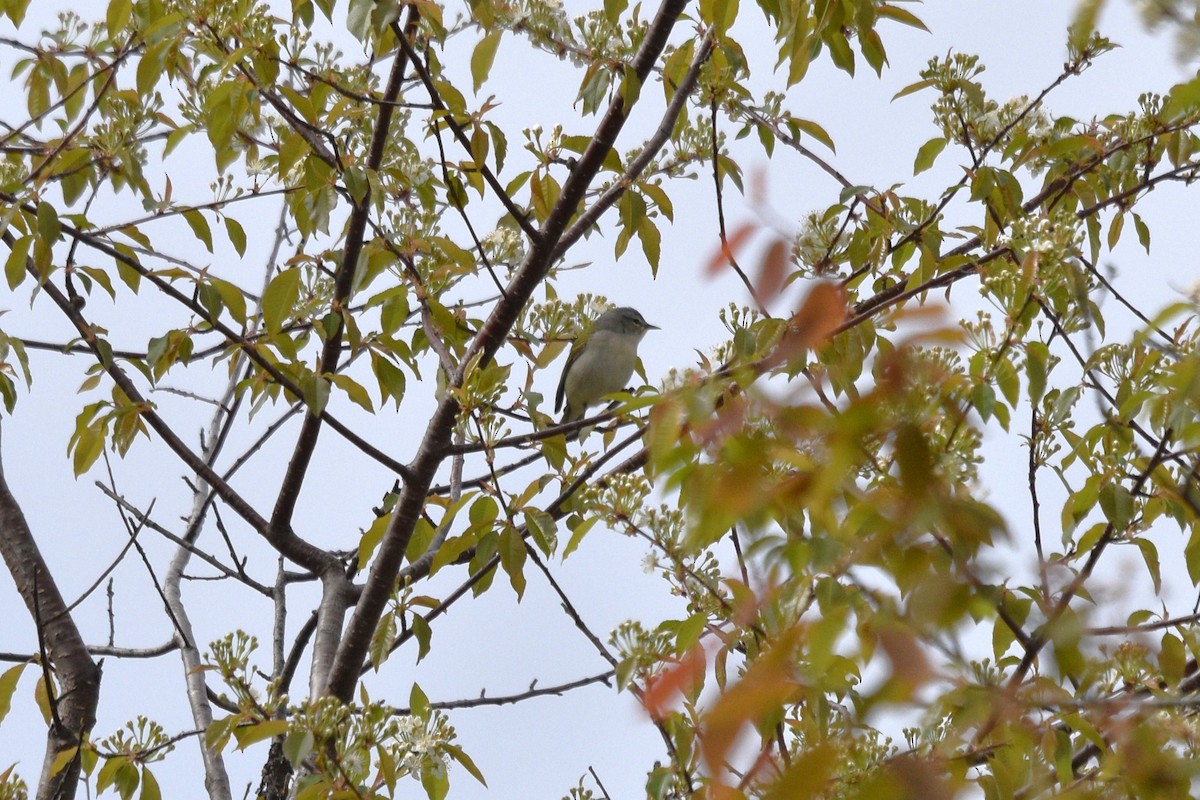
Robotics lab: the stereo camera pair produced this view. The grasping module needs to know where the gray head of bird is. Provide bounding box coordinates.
[593,306,659,337]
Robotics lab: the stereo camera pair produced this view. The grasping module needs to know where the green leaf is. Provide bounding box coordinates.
[232,719,288,750]
[1160,631,1186,684]
[282,728,314,766]
[300,374,330,415]
[182,209,214,252]
[369,612,398,669]
[859,28,887,75]
[662,39,695,102]
[1166,73,1200,117]
[641,182,674,221]
[1186,524,1200,584]
[674,613,708,653]
[106,0,132,34]
[0,663,24,725]
[420,758,449,800]
[913,137,946,175]
[97,755,132,796]
[791,116,835,152]
[972,382,995,422]
[371,352,407,409]
[208,277,247,324]
[469,495,499,528]
[468,0,495,27]
[5,235,30,290]
[346,0,373,41]
[79,266,116,300]
[1075,521,1108,554]
[328,373,375,412]
[1132,212,1151,254]
[603,0,627,23]
[410,683,430,716]
[27,64,49,119]
[562,516,598,559]
[224,216,247,257]
[36,201,61,243]
[358,514,389,569]
[471,31,502,93]
[137,41,168,97]
[1107,208,1124,251]
[787,23,812,86]
[279,85,316,125]
[70,422,106,477]
[430,534,476,576]
[445,743,487,786]
[344,167,369,204]
[1025,341,1049,405]
[1098,483,1133,530]
[824,30,855,75]
[261,268,301,336]
[637,214,661,273]
[877,4,928,31]
[893,78,933,101]
[524,509,557,556]
[205,719,235,758]
[499,525,526,599]
[411,613,432,662]
[618,69,642,115]
[406,517,436,565]
[1069,0,1104,53]
[1134,537,1161,594]
[700,0,739,33]
[5,0,31,25]
[140,766,162,800]
[994,356,1020,407]
[278,132,309,179]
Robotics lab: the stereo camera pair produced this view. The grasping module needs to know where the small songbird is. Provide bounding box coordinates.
[555,306,659,423]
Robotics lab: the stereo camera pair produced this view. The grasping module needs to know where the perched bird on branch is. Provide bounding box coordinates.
[555,306,658,424]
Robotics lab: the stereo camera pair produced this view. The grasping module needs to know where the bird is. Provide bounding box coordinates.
[555,306,659,424]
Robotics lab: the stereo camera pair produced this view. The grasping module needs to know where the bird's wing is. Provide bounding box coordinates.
[555,340,579,413]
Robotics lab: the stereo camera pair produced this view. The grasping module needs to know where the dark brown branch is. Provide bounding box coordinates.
[999,429,1171,714]
[396,671,615,713]
[552,25,715,262]
[0,421,101,800]
[527,546,618,667]
[0,641,177,663]
[269,5,420,541]
[325,0,690,703]
[377,425,648,672]
[394,28,540,242]
[2,203,415,483]
[710,93,768,314]
[1087,611,1200,636]
[4,230,337,573]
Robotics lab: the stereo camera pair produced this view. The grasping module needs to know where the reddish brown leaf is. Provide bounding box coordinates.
[690,392,748,449]
[749,163,769,207]
[764,282,848,368]
[789,282,848,347]
[642,644,706,721]
[705,220,758,277]
[756,238,790,301]
[877,625,934,688]
[700,626,803,776]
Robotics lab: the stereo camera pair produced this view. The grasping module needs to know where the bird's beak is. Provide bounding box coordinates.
[646,321,660,330]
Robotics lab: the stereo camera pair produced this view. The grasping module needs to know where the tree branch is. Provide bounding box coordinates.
[323,0,691,702]
[0,420,101,800]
